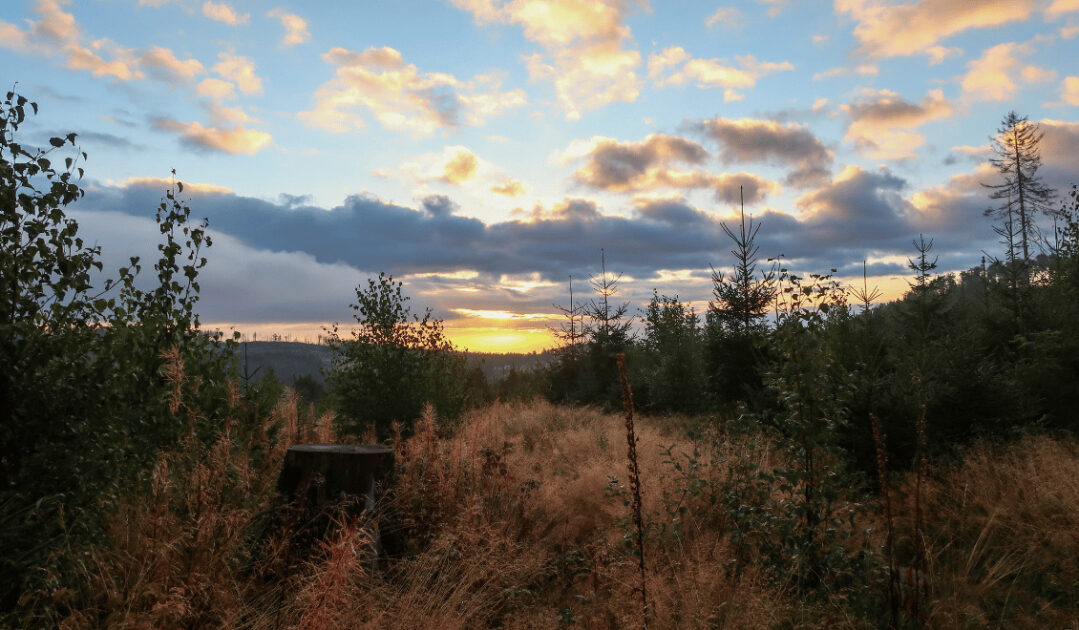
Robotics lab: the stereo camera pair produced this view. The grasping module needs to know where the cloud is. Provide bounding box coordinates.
[197,77,236,100]
[299,46,526,135]
[442,149,480,184]
[72,168,1009,320]
[267,8,310,46]
[378,145,526,195]
[961,42,1056,101]
[202,1,249,26]
[812,64,878,80]
[117,176,233,194]
[205,102,256,125]
[450,0,645,120]
[1046,0,1079,19]
[925,45,963,64]
[212,53,262,94]
[0,0,202,86]
[490,178,526,197]
[908,164,997,237]
[943,144,990,165]
[71,208,367,324]
[759,0,786,17]
[1036,119,1079,190]
[65,41,139,80]
[1061,76,1079,105]
[420,194,460,217]
[41,129,143,151]
[705,7,744,29]
[565,133,778,203]
[697,117,833,187]
[842,88,954,159]
[138,45,204,82]
[153,118,272,154]
[569,133,708,186]
[633,195,712,226]
[836,0,1035,59]
[648,47,793,99]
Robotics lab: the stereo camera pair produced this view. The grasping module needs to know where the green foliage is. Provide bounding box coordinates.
[327,272,468,437]
[739,269,865,595]
[704,205,776,409]
[0,89,235,609]
[708,205,776,336]
[655,444,710,541]
[638,290,707,413]
[547,250,637,409]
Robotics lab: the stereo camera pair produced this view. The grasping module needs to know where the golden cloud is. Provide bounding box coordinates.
[451,0,646,119]
[120,177,233,195]
[213,53,262,94]
[197,77,236,100]
[837,0,1034,59]
[961,42,1056,101]
[267,8,309,46]
[490,178,526,197]
[202,1,249,26]
[1,1,206,86]
[1061,76,1079,105]
[649,47,793,97]
[154,119,272,154]
[843,88,954,159]
[442,150,480,184]
[139,45,204,81]
[299,45,526,135]
[1046,0,1079,19]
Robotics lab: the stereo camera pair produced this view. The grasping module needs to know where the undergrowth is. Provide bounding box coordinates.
[9,365,1079,629]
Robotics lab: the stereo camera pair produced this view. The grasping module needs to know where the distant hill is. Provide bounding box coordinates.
[233,341,559,385]
[235,341,334,385]
[465,350,559,380]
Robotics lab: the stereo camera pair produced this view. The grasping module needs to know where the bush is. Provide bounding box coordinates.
[0,90,235,608]
[327,273,469,438]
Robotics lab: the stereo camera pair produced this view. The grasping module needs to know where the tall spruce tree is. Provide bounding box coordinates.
[709,187,776,334]
[586,248,633,347]
[983,112,1056,262]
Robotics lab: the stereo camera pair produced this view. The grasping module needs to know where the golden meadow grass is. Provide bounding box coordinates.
[16,358,1079,629]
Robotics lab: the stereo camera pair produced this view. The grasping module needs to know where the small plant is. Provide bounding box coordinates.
[616,352,649,628]
[657,444,709,541]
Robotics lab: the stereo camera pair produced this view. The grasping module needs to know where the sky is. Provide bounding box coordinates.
[3,0,1079,352]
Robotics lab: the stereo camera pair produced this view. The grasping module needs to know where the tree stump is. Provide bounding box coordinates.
[276,444,395,564]
[277,444,394,508]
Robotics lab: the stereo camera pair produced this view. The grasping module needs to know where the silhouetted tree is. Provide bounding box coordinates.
[983,111,1055,263]
[640,290,707,412]
[552,274,585,352]
[708,189,776,335]
[706,188,776,406]
[327,273,466,437]
[585,249,633,347]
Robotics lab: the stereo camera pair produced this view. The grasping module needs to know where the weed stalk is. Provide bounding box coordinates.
[616,353,649,628]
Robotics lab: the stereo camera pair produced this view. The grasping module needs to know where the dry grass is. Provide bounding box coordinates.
[919,435,1079,628]
[14,366,1079,629]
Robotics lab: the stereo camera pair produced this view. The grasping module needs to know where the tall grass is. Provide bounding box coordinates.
[13,355,1079,629]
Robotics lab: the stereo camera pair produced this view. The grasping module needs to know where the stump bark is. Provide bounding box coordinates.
[276,444,395,565]
[277,444,394,509]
